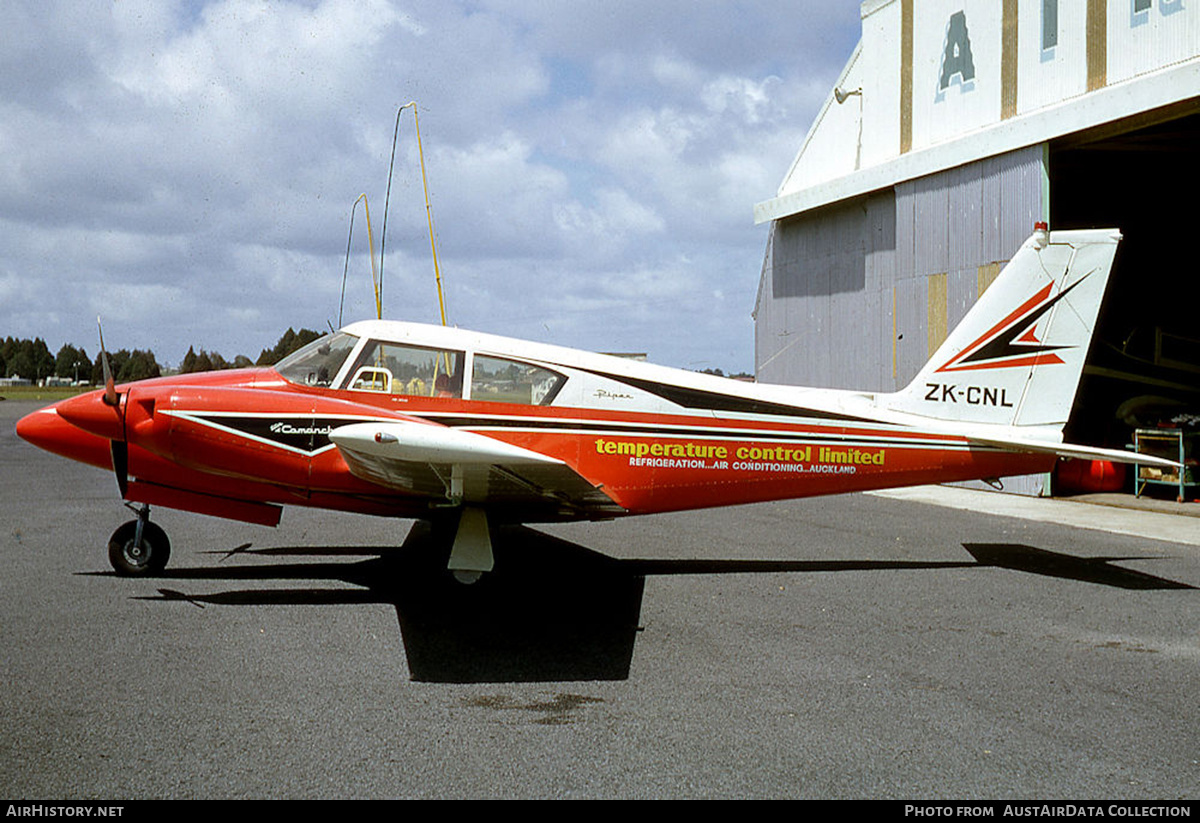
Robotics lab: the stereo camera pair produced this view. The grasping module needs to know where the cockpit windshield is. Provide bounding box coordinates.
[275,332,359,387]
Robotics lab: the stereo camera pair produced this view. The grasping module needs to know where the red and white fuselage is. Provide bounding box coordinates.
[17,228,1164,557]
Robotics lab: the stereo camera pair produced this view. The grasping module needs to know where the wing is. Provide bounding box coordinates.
[328,421,623,519]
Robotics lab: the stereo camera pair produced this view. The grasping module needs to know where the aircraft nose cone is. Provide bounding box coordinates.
[15,405,61,449]
[54,390,125,441]
[16,403,118,470]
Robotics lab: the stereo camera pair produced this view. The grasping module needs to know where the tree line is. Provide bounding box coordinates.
[2,328,322,384]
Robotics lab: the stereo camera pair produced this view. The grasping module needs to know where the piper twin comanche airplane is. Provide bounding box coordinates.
[17,226,1176,581]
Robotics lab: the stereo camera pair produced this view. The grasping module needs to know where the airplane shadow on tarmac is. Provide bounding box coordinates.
[119,526,1193,683]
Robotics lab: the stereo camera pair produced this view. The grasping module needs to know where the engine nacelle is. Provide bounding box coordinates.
[123,385,407,491]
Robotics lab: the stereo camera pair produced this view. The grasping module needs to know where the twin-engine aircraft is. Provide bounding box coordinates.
[18,226,1172,581]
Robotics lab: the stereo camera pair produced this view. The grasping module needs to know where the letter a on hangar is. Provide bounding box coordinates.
[939,10,976,90]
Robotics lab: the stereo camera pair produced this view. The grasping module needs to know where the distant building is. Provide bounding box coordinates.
[754,0,1199,494]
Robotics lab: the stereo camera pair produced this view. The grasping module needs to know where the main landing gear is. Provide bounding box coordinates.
[107,503,171,576]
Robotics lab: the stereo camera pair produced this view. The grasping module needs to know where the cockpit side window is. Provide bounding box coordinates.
[275,332,359,388]
[470,355,565,405]
[345,340,464,398]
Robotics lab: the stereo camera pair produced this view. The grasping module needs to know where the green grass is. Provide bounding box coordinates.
[0,385,92,403]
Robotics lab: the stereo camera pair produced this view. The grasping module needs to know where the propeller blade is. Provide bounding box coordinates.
[98,317,118,407]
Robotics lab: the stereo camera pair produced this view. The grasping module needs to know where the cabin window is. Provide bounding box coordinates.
[346,341,464,398]
[275,332,359,388]
[470,355,565,405]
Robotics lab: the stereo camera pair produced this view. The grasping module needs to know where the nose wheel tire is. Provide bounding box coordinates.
[108,520,171,576]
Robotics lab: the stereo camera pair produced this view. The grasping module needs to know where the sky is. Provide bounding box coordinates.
[0,0,862,373]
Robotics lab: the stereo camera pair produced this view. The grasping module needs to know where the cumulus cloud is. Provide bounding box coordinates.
[0,0,859,370]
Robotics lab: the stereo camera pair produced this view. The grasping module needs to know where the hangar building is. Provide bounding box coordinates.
[754,0,1200,495]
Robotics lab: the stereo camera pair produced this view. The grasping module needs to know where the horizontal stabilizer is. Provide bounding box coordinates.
[972,434,1180,471]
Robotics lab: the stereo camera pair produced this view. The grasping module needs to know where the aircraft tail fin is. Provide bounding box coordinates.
[883,226,1120,437]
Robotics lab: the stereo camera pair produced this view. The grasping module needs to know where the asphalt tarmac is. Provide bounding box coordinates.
[2,397,1198,799]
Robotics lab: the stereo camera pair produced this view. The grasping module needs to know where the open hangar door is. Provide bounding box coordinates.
[1050,105,1200,488]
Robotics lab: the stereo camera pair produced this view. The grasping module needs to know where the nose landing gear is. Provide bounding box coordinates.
[107,503,171,576]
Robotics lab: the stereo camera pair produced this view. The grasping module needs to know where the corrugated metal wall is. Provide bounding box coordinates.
[894,144,1047,383]
[754,191,896,391]
[754,144,1048,492]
